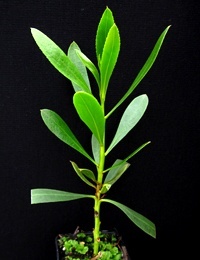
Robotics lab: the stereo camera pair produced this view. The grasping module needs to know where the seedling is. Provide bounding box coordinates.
[31,6,170,258]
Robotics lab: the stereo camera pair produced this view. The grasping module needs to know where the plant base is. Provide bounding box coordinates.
[55,227,131,260]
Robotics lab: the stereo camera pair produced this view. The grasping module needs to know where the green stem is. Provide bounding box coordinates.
[93,96,106,256]
[93,143,105,256]
[93,194,101,255]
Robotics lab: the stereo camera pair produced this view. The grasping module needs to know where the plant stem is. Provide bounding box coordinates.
[93,97,106,256]
[93,142,105,256]
[93,193,101,255]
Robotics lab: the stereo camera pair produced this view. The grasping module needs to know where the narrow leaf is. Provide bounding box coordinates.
[41,109,95,164]
[68,42,91,92]
[102,198,156,238]
[31,28,90,93]
[73,92,105,145]
[95,7,115,62]
[104,159,130,185]
[75,49,100,87]
[100,24,120,95]
[100,184,111,194]
[91,134,100,164]
[81,169,97,182]
[123,141,151,162]
[105,141,151,173]
[31,189,94,204]
[106,94,148,154]
[101,160,130,194]
[70,161,96,188]
[106,25,171,118]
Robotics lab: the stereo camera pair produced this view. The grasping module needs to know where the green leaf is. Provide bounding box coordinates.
[101,159,130,194]
[73,92,105,145]
[68,42,91,92]
[102,198,156,238]
[100,184,111,194]
[91,134,100,164]
[70,161,96,188]
[104,159,130,185]
[31,28,90,93]
[105,141,151,173]
[95,7,115,63]
[106,25,171,118]
[100,24,120,95]
[75,49,100,87]
[106,94,148,154]
[81,169,96,183]
[31,189,94,204]
[122,141,151,162]
[41,109,95,164]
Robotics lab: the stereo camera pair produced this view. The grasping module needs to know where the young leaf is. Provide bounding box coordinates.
[101,160,130,194]
[41,109,95,164]
[100,184,111,194]
[102,198,156,238]
[122,141,151,162]
[100,24,120,95]
[106,94,148,154]
[106,25,171,118]
[105,141,151,173]
[31,28,90,93]
[81,169,97,182]
[70,161,96,188]
[31,189,94,204]
[68,42,91,92]
[104,159,130,185]
[75,49,100,87]
[73,92,105,145]
[91,134,100,164]
[95,7,115,62]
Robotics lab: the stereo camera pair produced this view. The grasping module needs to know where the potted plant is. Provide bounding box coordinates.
[30,6,170,260]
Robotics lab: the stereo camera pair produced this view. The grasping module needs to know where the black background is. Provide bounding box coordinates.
[0,0,199,259]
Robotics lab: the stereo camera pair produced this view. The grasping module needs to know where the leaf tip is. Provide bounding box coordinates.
[30,27,38,35]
